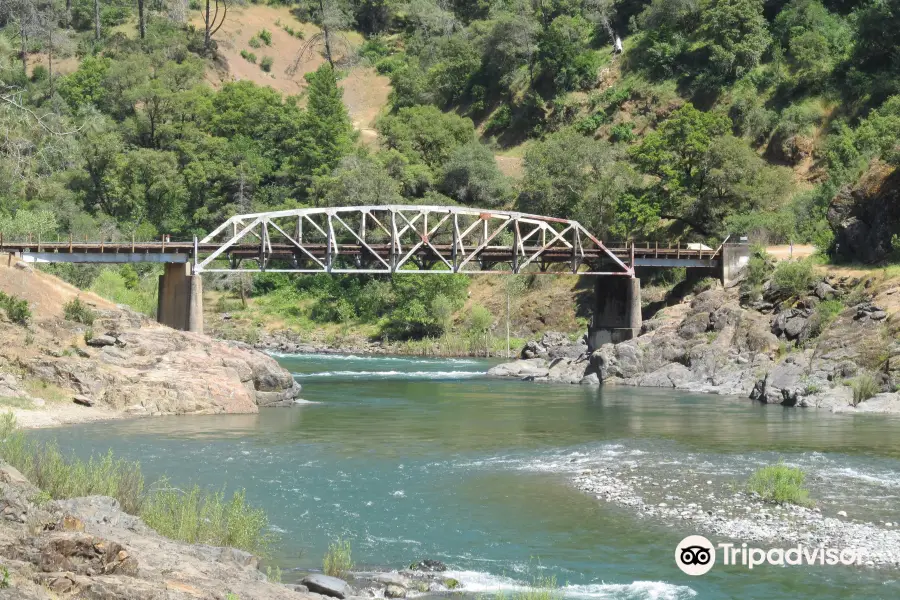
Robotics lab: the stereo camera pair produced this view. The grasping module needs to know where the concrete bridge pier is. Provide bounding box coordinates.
[157,263,203,334]
[587,276,642,351]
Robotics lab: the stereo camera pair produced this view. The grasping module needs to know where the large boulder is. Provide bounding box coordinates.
[302,574,353,598]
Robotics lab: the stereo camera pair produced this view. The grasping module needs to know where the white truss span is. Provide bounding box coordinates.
[196,205,633,276]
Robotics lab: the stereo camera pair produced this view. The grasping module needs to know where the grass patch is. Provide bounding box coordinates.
[22,379,71,403]
[0,397,35,410]
[805,299,843,340]
[323,538,354,578]
[0,413,275,555]
[746,463,812,506]
[141,478,274,555]
[63,297,96,325]
[89,269,158,317]
[850,372,879,406]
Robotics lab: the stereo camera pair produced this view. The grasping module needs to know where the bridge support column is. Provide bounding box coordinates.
[157,263,203,334]
[587,277,642,351]
[720,241,751,286]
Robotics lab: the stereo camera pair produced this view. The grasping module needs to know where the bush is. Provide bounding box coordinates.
[260,56,274,72]
[850,372,879,406]
[248,36,262,49]
[257,29,272,45]
[485,105,512,132]
[240,49,257,63]
[772,259,814,297]
[63,297,96,325]
[746,463,812,506]
[0,292,30,325]
[323,538,353,578]
[609,122,636,143]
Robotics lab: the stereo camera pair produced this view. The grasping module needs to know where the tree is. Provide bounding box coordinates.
[289,0,354,71]
[377,105,475,171]
[518,128,639,236]
[287,65,356,193]
[482,12,539,89]
[138,0,145,39]
[201,0,227,51]
[630,104,792,235]
[697,0,771,83]
[440,142,512,207]
[312,154,403,207]
[774,0,851,85]
[537,14,599,92]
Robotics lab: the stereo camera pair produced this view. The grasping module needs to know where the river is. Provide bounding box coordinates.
[35,354,900,599]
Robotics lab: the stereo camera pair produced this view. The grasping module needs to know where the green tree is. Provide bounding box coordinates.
[289,65,357,194]
[698,0,770,83]
[537,14,599,92]
[377,105,475,171]
[312,154,404,207]
[630,105,792,234]
[518,128,640,236]
[440,142,512,207]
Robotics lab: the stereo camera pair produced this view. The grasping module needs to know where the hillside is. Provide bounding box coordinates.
[1,0,899,353]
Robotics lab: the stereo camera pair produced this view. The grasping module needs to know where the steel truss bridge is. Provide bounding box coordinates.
[1,206,730,275]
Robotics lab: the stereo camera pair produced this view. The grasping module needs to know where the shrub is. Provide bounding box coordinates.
[574,112,609,135]
[850,372,879,406]
[746,463,812,506]
[257,29,272,45]
[485,105,511,132]
[260,56,274,72]
[0,292,30,325]
[63,297,96,325]
[240,49,257,63]
[323,538,353,578]
[610,122,636,143]
[772,259,814,297]
[248,36,262,49]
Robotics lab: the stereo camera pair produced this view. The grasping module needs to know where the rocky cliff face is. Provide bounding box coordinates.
[828,162,900,263]
[0,261,301,419]
[0,462,312,599]
[489,273,900,414]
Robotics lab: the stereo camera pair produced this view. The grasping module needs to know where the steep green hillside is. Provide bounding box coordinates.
[1,0,898,348]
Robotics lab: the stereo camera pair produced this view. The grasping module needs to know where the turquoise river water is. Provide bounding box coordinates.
[34,354,900,599]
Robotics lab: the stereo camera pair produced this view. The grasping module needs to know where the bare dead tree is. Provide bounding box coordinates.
[287,0,355,75]
[201,0,227,51]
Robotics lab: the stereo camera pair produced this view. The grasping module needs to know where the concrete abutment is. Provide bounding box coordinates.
[157,263,203,334]
[587,276,642,352]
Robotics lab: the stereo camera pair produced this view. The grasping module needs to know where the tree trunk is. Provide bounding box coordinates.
[19,21,27,76]
[204,0,211,49]
[94,0,100,40]
[138,0,145,39]
[319,0,334,68]
[48,26,54,98]
[65,0,71,28]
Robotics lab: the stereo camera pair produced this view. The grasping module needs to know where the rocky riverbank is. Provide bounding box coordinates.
[489,269,900,414]
[0,258,302,428]
[0,454,465,599]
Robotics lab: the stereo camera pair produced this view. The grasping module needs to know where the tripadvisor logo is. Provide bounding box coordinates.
[675,535,867,575]
[675,535,715,576]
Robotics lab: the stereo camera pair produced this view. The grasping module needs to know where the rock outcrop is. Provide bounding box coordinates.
[489,273,900,414]
[0,462,313,599]
[828,162,900,263]
[0,260,301,419]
